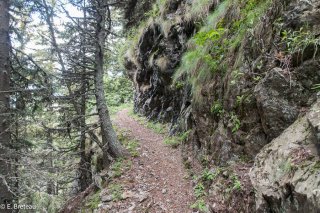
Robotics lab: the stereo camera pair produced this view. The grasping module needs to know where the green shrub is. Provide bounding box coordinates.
[211,101,223,116]
[225,174,242,193]
[201,167,221,181]
[191,199,208,212]
[86,190,101,209]
[281,28,320,56]
[230,113,241,133]
[109,184,123,201]
[194,182,206,198]
[235,94,252,108]
[164,137,180,148]
[125,140,139,157]
[164,130,191,148]
[231,175,242,191]
[179,130,191,141]
[194,28,225,46]
[146,121,167,134]
[173,81,185,89]
[230,0,272,48]
[111,159,124,178]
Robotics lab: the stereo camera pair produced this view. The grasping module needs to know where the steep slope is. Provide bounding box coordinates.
[124,0,320,211]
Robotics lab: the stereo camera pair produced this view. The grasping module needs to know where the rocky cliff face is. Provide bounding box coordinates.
[124,0,320,211]
[250,98,320,212]
[124,0,195,128]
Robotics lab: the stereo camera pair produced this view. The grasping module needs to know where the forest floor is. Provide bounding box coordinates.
[96,109,194,212]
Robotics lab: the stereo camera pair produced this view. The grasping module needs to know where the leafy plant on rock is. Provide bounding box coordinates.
[230,113,241,133]
[194,182,206,198]
[211,101,223,116]
[201,167,221,182]
[109,184,123,201]
[191,199,208,212]
[282,28,320,56]
[164,130,191,148]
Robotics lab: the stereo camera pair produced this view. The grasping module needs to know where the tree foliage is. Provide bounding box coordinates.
[0,0,133,212]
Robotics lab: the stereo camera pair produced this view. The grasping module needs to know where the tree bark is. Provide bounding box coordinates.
[78,56,92,191]
[0,0,13,211]
[46,129,55,195]
[93,0,127,162]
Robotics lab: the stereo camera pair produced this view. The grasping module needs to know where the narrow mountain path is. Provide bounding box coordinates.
[102,109,193,213]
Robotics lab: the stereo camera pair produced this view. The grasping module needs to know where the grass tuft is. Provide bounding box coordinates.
[164,130,191,148]
[109,184,123,201]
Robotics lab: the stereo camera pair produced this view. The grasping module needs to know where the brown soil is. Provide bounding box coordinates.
[98,109,193,213]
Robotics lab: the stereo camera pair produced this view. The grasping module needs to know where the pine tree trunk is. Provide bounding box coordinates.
[93,0,127,162]
[0,0,13,211]
[78,74,92,191]
[46,130,55,195]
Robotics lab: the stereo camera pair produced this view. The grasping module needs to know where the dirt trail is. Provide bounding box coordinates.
[101,109,193,213]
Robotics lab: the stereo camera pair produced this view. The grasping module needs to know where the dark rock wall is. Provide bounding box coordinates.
[124,0,195,129]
